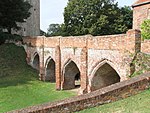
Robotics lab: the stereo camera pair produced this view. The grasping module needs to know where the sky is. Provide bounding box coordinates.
[40,0,137,32]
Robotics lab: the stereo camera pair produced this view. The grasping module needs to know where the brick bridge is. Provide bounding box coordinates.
[23,29,142,94]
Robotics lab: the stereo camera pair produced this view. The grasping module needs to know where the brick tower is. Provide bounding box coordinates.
[132,0,150,30]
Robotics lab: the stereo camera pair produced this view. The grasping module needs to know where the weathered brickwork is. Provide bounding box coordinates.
[22,0,150,95]
[132,0,150,30]
[7,1,150,112]
[7,72,150,113]
[5,1,150,112]
[23,29,142,94]
[141,40,150,54]
[55,46,61,90]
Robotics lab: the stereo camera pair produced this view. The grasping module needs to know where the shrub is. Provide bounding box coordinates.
[141,19,150,40]
[0,32,22,45]
[0,32,7,45]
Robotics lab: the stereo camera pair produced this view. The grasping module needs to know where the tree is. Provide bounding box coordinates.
[47,24,62,36]
[141,19,150,40]
[63,0,133,36]
[114,6,133,34]
[0,0,31,34]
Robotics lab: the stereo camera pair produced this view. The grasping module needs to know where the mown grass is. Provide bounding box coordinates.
[78,89,150,113]
[0,44,76,113]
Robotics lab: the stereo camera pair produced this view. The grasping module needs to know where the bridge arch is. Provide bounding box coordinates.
[45,57,56,82]
[89,60,120,92]
[62,59,81,90]
[32,52,40,70]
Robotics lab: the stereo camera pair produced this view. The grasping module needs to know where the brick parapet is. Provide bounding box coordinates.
[8,72,150,113]
[87,34,127,50]
[44,37,60,48]
[126,29,141,54]
[23,36,44,47]
[60,36,87,48]
[23,30,141,54]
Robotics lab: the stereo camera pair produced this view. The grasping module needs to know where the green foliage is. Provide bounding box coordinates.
[63,0,132,36]
[0,44,75,112]
[47,24,63,36]
[141,19,150,40]
[129,70,143,78]
[0,32,6,45]
[47,24,60,36]
[0,32,22,45]
[115,6,133,34]
[130,53,150,78]
[0,0,31,33]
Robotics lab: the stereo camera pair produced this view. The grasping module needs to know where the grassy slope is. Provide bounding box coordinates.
[0,44,75,113]
[79,89,150,113]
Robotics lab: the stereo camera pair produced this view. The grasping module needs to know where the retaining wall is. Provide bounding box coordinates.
[8,72,150,113]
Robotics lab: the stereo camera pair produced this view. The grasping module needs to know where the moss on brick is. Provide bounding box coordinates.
[130,52,150,77]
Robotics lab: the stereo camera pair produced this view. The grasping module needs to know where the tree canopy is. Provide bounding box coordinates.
[0,0,31,34]
[47,24,62,36]
[62,0,133,36]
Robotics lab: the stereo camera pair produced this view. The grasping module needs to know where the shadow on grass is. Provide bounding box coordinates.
[0,66,40,88]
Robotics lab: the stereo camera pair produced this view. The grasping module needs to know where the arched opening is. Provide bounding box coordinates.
[45,59,55,82]
[75,72,81,88]
[91,63,120,91]
[32,53,40,70]
[62,61,81,90]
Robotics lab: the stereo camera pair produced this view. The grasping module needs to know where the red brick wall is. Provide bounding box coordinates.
[23,29,141,94]
[8,72,150,113]
[141,40,150,53]
[23,36,44,47]
[44,37,60,48]
[23,29,141,55]
[60,36,87,48]
[55,46,61,90]
[133,3,150,30]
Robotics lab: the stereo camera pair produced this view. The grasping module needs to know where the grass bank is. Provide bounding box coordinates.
[78,88,150,113]
[0,44,75,112]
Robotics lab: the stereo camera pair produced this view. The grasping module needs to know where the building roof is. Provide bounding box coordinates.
[132,0,150,7]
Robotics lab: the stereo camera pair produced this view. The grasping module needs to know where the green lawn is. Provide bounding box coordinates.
[0,44,76,113]
[78,89,150,113]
